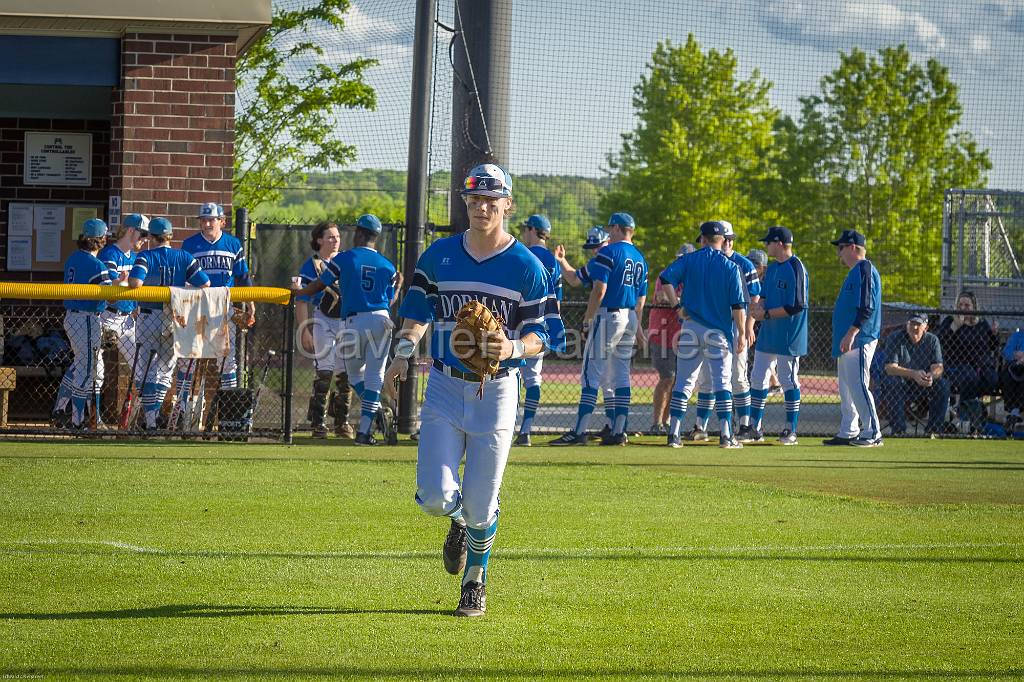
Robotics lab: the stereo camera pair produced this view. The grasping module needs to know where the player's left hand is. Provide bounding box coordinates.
[749,300,765,321]
[481,329,513,361]
[840,329,857,354]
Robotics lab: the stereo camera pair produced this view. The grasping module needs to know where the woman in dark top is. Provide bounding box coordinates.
[936,290,999,431]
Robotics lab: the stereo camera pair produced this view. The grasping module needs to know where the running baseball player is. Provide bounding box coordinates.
[550,212,647,447]
[294,222,354,438]
[293,214,400,445]
[688,221,760,442]
[59,218,115,429]
[747,226,808,445]
[180,203,253,392]
[515,214,563,446]
[128,217,210,429]
[382,163,561,617]
[659,220,747,449]
[826,229,883,447]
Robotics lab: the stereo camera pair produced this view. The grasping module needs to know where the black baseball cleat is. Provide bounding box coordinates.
[354,432,377,446]
[685,426,709,442]
[549,431,587,446]
[667,434,683,448]
[850,436,883,448]
[454,580,486,617]
[601,431,627,446]
[590,424,612,442]
[719,434,743,449]
[822,436,853,446]
[311,425,329,439]
[443,520,467,575]
[514,432,531,447]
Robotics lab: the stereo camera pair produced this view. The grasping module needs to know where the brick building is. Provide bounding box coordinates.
[0,1,270,281]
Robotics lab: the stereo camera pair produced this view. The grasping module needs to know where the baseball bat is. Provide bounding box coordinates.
[118,343,143,430]
[169,358,195,432]
[187,358,208,432]
[129,349,158,430]
[248,350,276,430]
[203,355,230,438]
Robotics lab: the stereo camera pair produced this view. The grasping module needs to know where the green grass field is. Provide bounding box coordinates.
[2,437,1022,680]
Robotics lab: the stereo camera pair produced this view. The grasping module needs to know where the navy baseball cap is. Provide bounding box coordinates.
[149,217,173,236]
[760,226,794,244]
[462,163,512,198]
[123,213,150,233]
[607,212,635,229]
[583,226,610,249]
[356,213,383,234]
[908,312,929,325]
[700,220,729,237]
[747,248,768,266]
[522,214,552,233]
[82,218,108,238]
[831,229,866,247]
[676,243,695,257]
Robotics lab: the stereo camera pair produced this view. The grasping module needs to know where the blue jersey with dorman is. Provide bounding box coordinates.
[296,254,341,316]
[319,246,398,318]
[659,246,745,344]
[529,245,563,302]
[400,233,564,373]
[832,259,882,357]
[64,250,113,312]
[129,245,210,311]
[181,232,249,288]
[585,240,648,309]
[728,251,761,302]
[757,255,809,357]
[97,243,137,314]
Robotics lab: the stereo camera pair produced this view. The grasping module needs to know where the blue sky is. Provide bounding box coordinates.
[298,0,1024,189]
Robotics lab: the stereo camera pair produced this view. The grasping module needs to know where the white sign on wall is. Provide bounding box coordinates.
[24,132,92,186]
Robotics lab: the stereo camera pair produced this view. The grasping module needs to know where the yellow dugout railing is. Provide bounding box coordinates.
[0,283,292,305]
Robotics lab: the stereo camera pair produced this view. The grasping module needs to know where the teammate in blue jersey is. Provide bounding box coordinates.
[128,217,210,429]
[690,221,761,442]
[747,226,808,444]
[826,229,883,447]
[294,222,354,438]
[659,220,748,448]
[181,203,253,390]
[551,212,647,446]
[514,214,564,446]
[382,163,562,617]
[58,218,116,429]
[292,214,401,445]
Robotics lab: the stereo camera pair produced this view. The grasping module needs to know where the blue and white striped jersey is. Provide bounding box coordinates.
[659,246,745,343]
[400,233,564,373]
[129,245,210,311]
[529,245,563,302]
[832,259,881,357]
[728,251,761,302]
[181,232,249,288]
[64,250,113,312]
[319,246,398,318]
[97,243,137,314]
[585,240,648,309]
[756,255,809,357]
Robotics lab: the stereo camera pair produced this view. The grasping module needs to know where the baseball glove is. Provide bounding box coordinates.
[452,300,504,397]
[231,307,254,329]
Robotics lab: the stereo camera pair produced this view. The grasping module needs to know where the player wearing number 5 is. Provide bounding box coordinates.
[292,214,400,445]
[551,212,647,446]
[382,163,561,617]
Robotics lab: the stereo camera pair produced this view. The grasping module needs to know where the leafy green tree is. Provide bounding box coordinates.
[772,45,990,305]
[601,35,779,274]
[235,0,377,210]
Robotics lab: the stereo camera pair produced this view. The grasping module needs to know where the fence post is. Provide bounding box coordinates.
[283,295,295,444]
[235,206,249,387]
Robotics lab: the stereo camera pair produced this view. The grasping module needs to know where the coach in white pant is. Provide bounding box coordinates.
[826,229,883,447]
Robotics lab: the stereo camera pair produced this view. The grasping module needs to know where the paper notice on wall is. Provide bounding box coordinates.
[34,205,65,233]
[8,203,33,237]
[36,227,62,262]
[71,207,99,231]
[7,236,32,270]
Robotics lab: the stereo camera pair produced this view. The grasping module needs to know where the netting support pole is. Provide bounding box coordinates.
[235,206,249,387]
[399,0,437,433]
[283,295,295,444]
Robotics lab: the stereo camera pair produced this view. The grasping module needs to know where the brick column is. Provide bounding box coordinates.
[111,33,235,237]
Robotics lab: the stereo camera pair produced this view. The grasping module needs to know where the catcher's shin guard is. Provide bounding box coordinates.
[309,370,332,430]
[333,372,354,436]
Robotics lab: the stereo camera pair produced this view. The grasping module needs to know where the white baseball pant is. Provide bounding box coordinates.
[64,310,103,425]
[836,340,880,440]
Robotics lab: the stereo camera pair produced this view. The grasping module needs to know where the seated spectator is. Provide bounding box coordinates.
[880,313,950,436]
[1002,328,1024,433]
[936,290,999,430]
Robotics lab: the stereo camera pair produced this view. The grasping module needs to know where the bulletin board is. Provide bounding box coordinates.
[5,202,105,272]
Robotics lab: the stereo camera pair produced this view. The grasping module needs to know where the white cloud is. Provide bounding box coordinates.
[971,33,993,53]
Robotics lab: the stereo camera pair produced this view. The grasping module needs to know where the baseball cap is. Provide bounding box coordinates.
[747,248,768,266]
[123,213,150,234]
[830,229,866,247]
[522,214,552,233]
[462,163,512,198]
[82,218,108,238]
[356,213,383,234]
[607,212,636,229]
[699,220,730,237]
[907,313,929,325]
[198,202,225,218]
[583,226,610,249]
[719,220,736,238]
[148,217,173,236]
[760,226,794,244]
[676,243,696,257]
